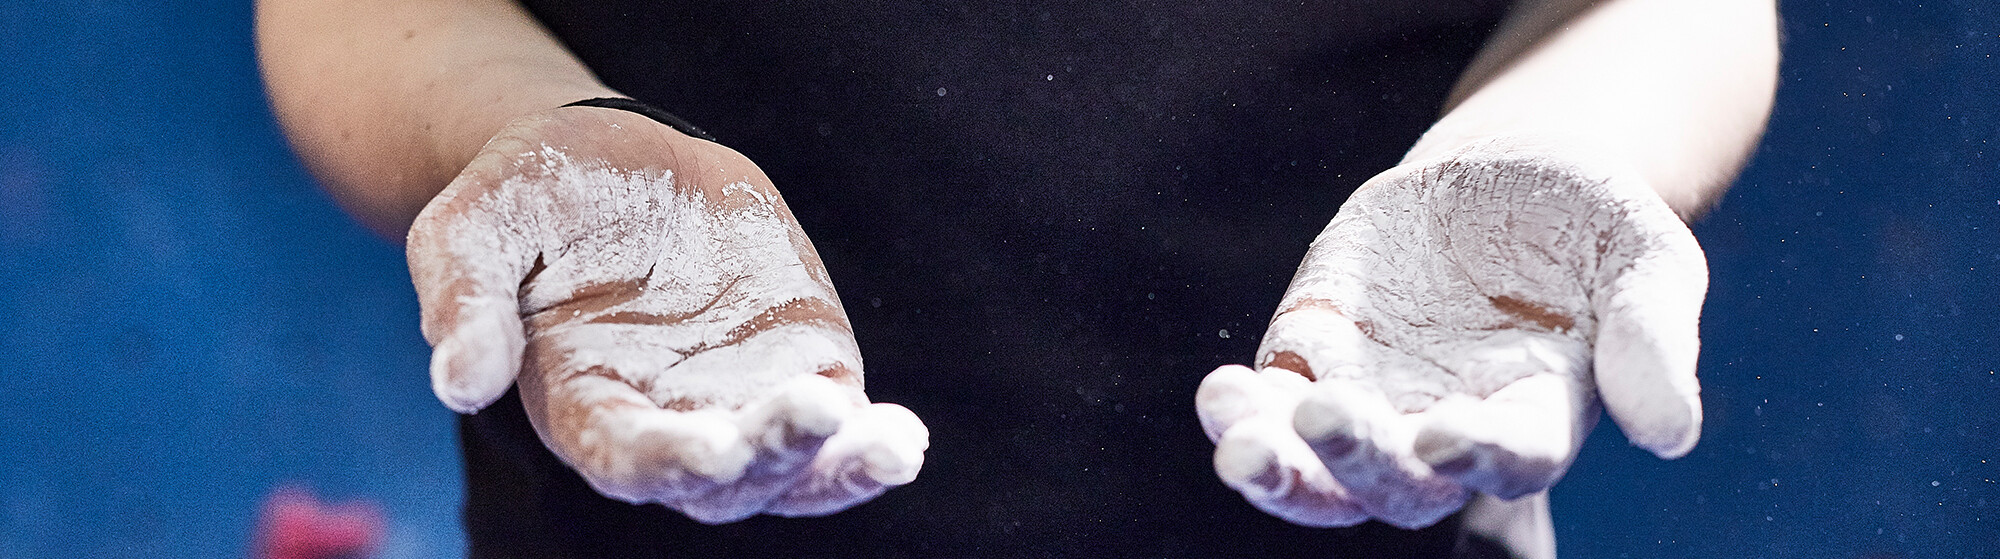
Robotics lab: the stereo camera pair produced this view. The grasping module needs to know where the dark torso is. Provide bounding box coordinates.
[469,1,1514,556]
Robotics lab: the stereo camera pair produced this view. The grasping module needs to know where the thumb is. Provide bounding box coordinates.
[1591,200,1708,459]
[406,148,540,414]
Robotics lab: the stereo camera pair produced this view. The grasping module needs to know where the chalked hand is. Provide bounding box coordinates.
[1196,137,1707,528]
[406,106,928,523]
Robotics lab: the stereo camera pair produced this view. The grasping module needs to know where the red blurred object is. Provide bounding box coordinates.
[253,486,385,559]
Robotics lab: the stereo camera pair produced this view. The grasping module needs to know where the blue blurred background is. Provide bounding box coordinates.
[1,1,1994,558]
[0,2,461,557]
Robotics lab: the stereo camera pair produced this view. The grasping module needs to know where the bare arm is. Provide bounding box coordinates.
[1408,0,1781,219]
[256,0,617,237]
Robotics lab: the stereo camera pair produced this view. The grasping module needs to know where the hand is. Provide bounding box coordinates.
[1196,137,1706,528]
[406,106,929,523]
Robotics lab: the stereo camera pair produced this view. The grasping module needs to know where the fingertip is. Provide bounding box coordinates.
[678,504,759,526]
[764,403,929,517]
[861,442,924,486]
[1412,418,1560,500]
[1213,425,1288,498]
[1411,378,1583,498]
[1411,421,1477,476]
[1626,394,1701,459]
[1197,364,1260,400]
[1206,363,1258,379]
[665,410,758,483]
[428,313,525,414]
[813,403,929,484]
[744,375,860,452]
[1600,390,1701,460]
[1292,381,1385,465]
[853,405,930,484]
[1272,507,1370,529]
[1196,364,1272,442]
[669,381,873,525]
[855,402,930,447]
[1293,405,1362,464]
[1595,317,1703,459]
[1214,419,1373,528]
[581,407,755,505]
[1290,388,1355,441]
[428,336,472,413]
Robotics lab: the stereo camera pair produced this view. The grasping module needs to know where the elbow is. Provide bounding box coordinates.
[254,4,439,241]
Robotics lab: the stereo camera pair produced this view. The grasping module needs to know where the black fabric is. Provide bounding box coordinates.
[561,97,721,143]
[471,1,1522,556]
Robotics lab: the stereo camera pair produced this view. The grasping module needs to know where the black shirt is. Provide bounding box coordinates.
[465,1,1517,556]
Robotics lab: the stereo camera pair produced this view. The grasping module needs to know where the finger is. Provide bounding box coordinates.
[737,374,864,466]
[1213,414,1367,527]
[1293,378,1468,528]
[675,375,863,524]
[1460,492,1556,559]
[1591,207,1707,459]
[423,300,527,414]
[766,403,929,518]
[407,146,542,413]
[519,369,755,507]
[1414,375,1589,499]
[1195,364,1311,443]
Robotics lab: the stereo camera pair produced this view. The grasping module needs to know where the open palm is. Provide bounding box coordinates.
[1196,138,1707,528]
[406,107,927,523]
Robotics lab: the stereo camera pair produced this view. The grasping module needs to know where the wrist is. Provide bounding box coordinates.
[420,78,620,185]
[1395,132,1690,221]
[1405,121,1734,223]
[561,98,720,143]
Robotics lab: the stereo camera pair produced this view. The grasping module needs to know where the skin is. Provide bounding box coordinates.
[404,108,927,521]
[1198,136,1709,530]
[1195,0,1779,552]
[259,0,928,521]
[256,0,1778,544]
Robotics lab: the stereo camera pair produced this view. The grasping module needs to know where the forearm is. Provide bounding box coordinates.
[256,0,616,237]
[1406,0,1780,219]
